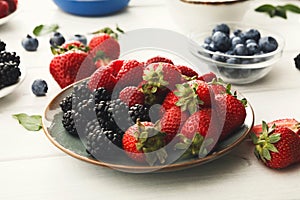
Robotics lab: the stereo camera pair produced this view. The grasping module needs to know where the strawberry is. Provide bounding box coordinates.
[88,33,111,51]
[161,91,179,113]
[252,119,300,137]
[251,121,300,169]
[160,106,189,143]
[146,56,174,66]
[119,86,145,107]
[215,93,247,141]
[5,0,17,13]
[0,1,9,18]
[88,59,123,92]
[141,63,182,104]
[198,72,217,82]
[49,51,90,88]
[115,60,144,89]
[51,41,89,55]
[208,78,228,95]
[122,121,167,165]
[176,108,220,158]
[176,65,198,79]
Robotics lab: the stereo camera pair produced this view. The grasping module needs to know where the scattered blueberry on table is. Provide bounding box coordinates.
[69,34,87,45]
[21,35,39,51]
[31,79,48,96]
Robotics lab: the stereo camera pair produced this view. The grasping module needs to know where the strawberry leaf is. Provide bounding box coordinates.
[13,113,42,131]
[268,133,281,143]
[262,148,271,161]
[266,143,278,153]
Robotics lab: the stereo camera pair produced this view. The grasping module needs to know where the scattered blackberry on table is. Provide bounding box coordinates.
[31,79,48,96]
[0,50,21,89]
[294,53,300,70]
[85,119,124,160]
[128,104,150,123]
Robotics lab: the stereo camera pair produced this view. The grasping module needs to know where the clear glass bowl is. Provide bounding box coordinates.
[189,22,285,84]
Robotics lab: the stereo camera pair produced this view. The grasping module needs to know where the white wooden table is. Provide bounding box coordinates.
[1,0,300,199]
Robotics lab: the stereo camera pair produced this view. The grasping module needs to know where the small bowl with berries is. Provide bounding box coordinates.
[189,22,285,84]
[0,0,18,26]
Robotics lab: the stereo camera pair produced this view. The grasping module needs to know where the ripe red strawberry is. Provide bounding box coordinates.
[5,0,17,13]
[122,121,167,165]
[208,78,227,95]
[0,1,9,18]
[115,60,144,89]
[176,108,220,157]
[252,119,300,137]
[161,91,179,113]
[88,59,123,92]
[251,121,300,169]
[88,33,111,50]
[160,106,189,143]
[215,93,247,141]
[119,86,145,107]
[146,56,174,66]
[49,51,89,88]
[198,72,217,82]
[176,65,198,79]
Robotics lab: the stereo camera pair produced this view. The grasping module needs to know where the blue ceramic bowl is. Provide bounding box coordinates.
[53,0,130,16]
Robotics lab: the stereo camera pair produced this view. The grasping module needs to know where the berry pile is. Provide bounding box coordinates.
[0,40,21,90]
[202,23,279,64]
[60,56,247,165]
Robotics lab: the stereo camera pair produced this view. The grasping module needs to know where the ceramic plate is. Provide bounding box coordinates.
[0,10,18,26]
[42,82,254,173]
[0,65,26,98]
[42,29,254,173]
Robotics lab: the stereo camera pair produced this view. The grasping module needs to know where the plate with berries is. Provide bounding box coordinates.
[42,53,254,173]
[0,40,25,98]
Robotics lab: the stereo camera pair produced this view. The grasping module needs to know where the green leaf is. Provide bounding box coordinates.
[268,133,281,143]
[262,148,271,161]
[250,133,258,144]
[283,4,300,14]
[275,6,287,19]
[13,113,42,131]
[266,143,278,153]
[33,24,59,36]
[255,4,276,13]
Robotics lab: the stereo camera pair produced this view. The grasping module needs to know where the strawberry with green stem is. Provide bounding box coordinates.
[251,121,300,169]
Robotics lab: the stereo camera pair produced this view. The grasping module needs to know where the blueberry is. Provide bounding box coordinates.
[244,29,261,41]
[212,31,230,52]
[212,52,226,62]
[226,57,241,64]
[234,44,249,56]
[204,36,212,44]
[233,29,242,36]
[231,36,243,47]
[246,42,260,55]
[70,34,87,45]
[21,35,39,51]
[245,39,256,45]
[32,79,48,96]
[225,50,234,55]
[50,32,65,47]
[258,36,278,53]
[212,23,230,35]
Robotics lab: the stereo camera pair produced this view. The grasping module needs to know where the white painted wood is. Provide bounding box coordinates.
[1,0,300,199]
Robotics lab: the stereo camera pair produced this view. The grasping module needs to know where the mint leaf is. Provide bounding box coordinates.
[275,6,287,19]
[283,4,300,14]
[13,113,42,131]
[255,4,276,13]
[33,24,59,36]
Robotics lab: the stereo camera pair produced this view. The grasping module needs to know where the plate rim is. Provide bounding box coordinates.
[42,80,254,173]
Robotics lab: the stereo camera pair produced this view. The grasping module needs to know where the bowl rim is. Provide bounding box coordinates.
[188,21,285,68]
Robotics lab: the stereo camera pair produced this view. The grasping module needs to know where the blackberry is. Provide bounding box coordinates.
[107,99,133,131]
[60,94,73,113]
[62,110,78,136]
[294,53,300,70]
[129,104,151,123]
[92,87,111,104]
[72,81,92,104]
[0,40,6,52]
[0,51,21,89]
[85,119,124,160]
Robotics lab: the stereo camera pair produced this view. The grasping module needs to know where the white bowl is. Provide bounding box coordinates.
[166,0,254,32]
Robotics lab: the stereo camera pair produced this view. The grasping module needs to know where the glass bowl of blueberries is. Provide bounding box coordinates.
[189,22,285,84]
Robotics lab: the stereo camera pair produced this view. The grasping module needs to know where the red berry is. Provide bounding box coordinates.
[119,86,145,107]
[146,56,174,66]
[0,1,9,18]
